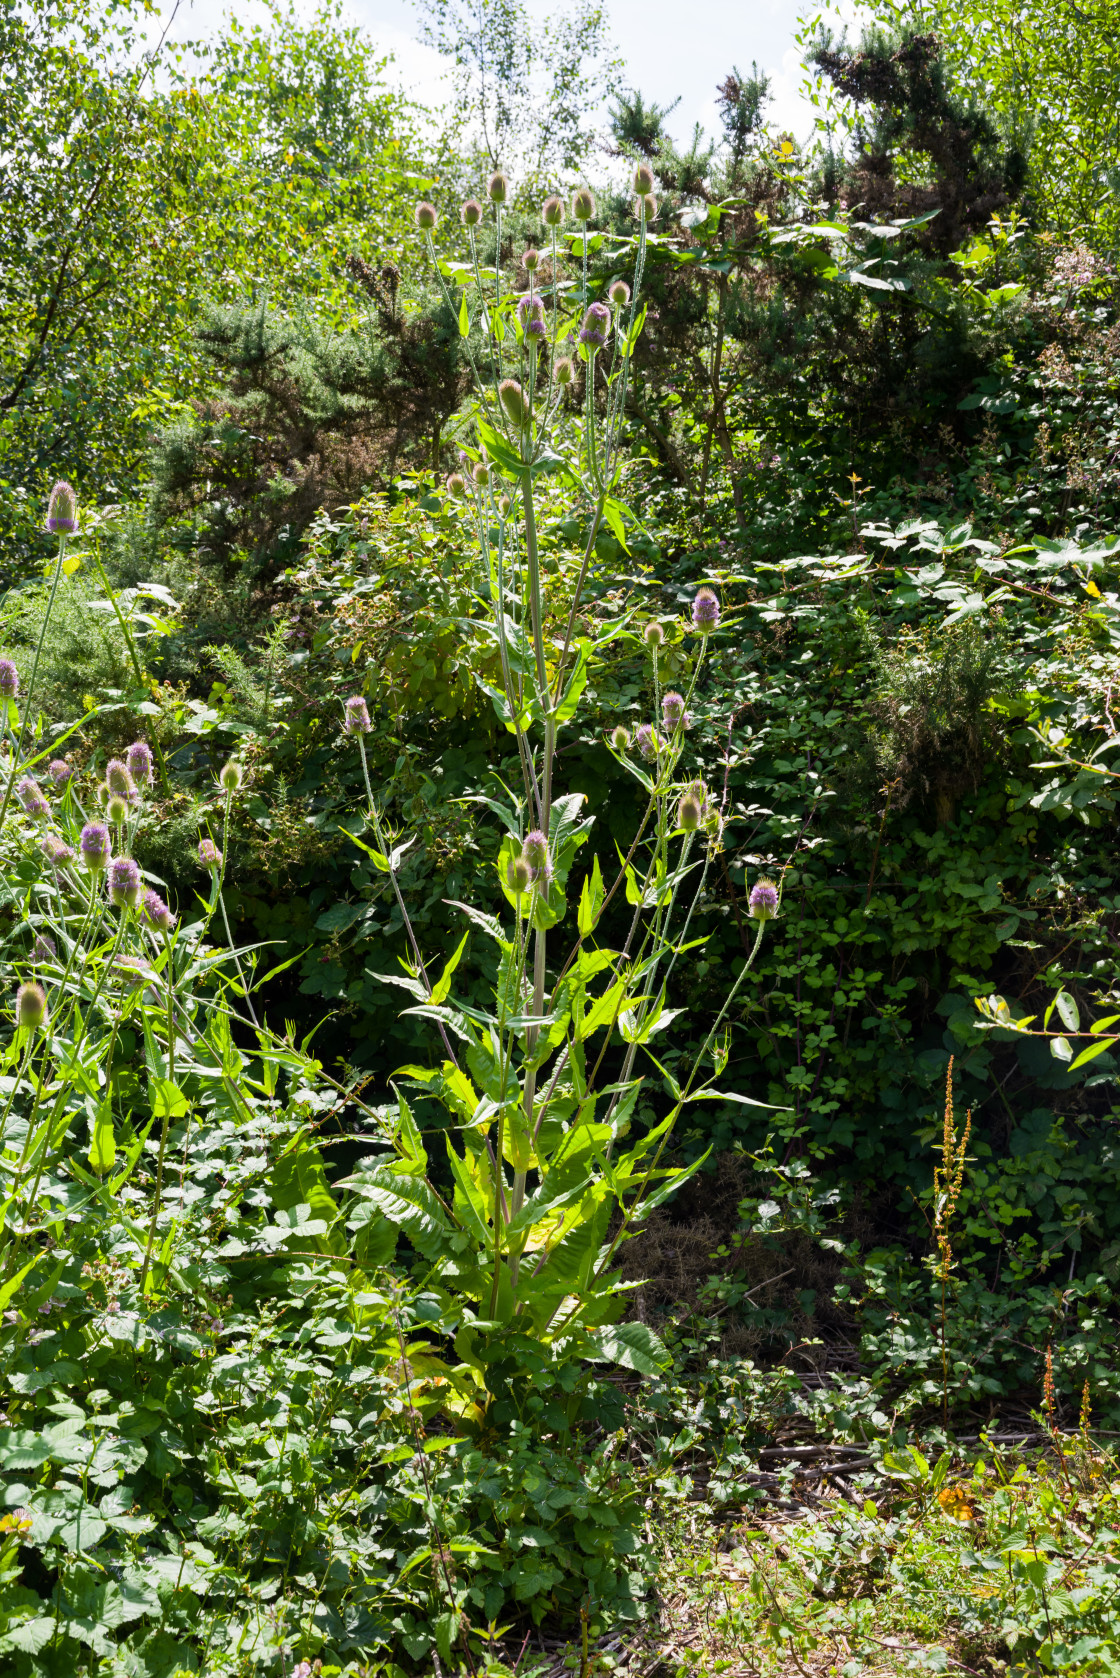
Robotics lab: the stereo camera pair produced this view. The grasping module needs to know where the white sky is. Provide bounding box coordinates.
[157,0,861,151]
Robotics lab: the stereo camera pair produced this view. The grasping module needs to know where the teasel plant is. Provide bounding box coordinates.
[340,173,784,1403]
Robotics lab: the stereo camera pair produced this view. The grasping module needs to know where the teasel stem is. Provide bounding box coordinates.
[139,927,177,1293]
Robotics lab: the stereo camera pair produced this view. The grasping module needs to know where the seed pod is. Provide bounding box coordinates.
[460,197,483,227]
[633,163,654,195]
[446,471,468,499]
[638,193,658,221]
[498,494,512,517]
[553,357,575,387]
[46,480,78,534]
[542,195,564,226]
[678,792,703,831]
[414,202,437,230]
[572,188,595,222]
[472,461,490,487]
[488,172,509,205]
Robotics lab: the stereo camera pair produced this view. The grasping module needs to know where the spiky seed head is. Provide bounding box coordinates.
[523,247,540,272]
[16,777,49,820]
[198,838,222,871]
[554,357,575,387]
[79,825,110,879]
[506,854,532,893]
[498,494,512,517]
[446,471,467,500]
[662,690,686,728]
[692,586,721,633]
[42,834,74,868]
[638,193,658,221]
[460,197,483,227]
[46,480,78,534]
[414,201,437,230]
[498,378,529,428]
[108,856,142,909]
[142,888,176,933]
[16,982,48,1029]
[106,758,136,799]
[48,758,71,784]
[487,172,508,204]
[610,724,631,750]
[633,163,654,195]
[579,302,610,349]
[126,741,153,786]
[472,461,490,487]
[522,829,549,869]
[32,933,56,964]
[572,188,595,222]
[749,879,779,921]
[678,792,703,831]
[106,794,129,825]
[543,195,564,226]
[643,620,664,649]
[517,293,545,325]
[609,279,631,307]
[636,723,657,760]
[0,660,18,697]
[219,759,242,793]
[344,695,372,734]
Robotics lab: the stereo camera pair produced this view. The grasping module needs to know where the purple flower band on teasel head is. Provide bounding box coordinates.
[749,880,779,922]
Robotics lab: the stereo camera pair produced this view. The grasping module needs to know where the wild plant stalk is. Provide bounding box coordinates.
[932,1057,971,1428]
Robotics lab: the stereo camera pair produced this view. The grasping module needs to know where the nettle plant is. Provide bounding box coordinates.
[339,173,783,1414]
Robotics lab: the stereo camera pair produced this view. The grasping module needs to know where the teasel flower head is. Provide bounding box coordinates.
[487,171,508,205]
[106,757,136,800]
[219,759,242,793]
[643,620,664,650]
[523,247,541,273]
[635,722,658,760]
[572,188,595,222]
[345,695,372,734]
[522,829,549,871]
[48,758,71,785]
[678,790,703,831]
[749,879,779,921]
[32,933,56,964]
[608,278,631,308]
[142,888,176,933]
[662,690,686,729]
[610,724,630,751]
[446,471,467,499]
[42,833,74,870]
[126,741,153,786]
[460,197,483,227]
[506,854,532,893]
[0,660,18,698]
[198,838,222,871]
[579,302,610,350]
[108,856,142,909]
[498,494,512,517]
[16,777,49,820]
[46,480,78,534]
[16,981,48,1029]
[691,586,721,633]
[632,162,654,196]
[638,193,658,221]
[472,461,490,487]
[499,378,529,429]
[553,356,575,387]
[542,195,564,227]
[414,201,437,230]
[106,794,129,825]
